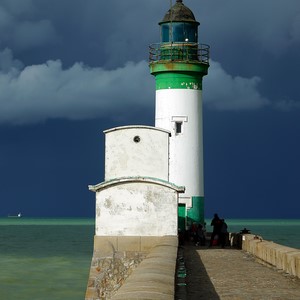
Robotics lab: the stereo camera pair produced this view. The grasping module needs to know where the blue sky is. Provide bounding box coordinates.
[0,0,299,218]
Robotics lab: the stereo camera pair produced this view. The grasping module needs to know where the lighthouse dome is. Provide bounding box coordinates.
[159,0,199,25]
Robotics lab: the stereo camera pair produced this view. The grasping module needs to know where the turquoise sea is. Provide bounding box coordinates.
[0,218,299,300]
[225,219,300,249]
[0,218,94,300]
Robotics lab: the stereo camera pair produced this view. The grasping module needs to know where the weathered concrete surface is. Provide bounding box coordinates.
[183,244,300,300]
[90,179,184,237]
[111,236,178,300]
[104,126,170,182]
[242,234,300,278]
[86,236,178,300]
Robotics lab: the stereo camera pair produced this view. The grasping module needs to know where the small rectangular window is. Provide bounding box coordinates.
[175,122,183,134]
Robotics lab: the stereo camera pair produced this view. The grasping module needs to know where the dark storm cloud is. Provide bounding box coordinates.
[198,0,300,57]
[0,0,58,51]
[204,60,269,110]
[196,0,300,107]
[0,0,299,124]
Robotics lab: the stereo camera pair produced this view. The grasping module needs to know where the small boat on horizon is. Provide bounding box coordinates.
[8,212,22,218]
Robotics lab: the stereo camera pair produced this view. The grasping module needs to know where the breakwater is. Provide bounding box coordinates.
[183,241,300,299]
[85,233,300,299]
[239,233,300,279]
[85,236,178,299]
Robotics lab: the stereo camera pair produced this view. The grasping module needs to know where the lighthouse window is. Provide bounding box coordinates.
[172,116,187,134]
[161,23,198,43]
[161,25,170,43]
[175,122,183,134]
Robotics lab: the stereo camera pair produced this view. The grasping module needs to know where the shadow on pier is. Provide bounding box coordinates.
[177,241,300,300]
[177,243,221,300]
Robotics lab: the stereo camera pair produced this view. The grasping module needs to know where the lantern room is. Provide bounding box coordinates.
[159,0,199,43]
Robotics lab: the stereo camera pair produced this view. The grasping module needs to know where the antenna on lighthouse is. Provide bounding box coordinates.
[169,0,173,60]
[169,0,173,43]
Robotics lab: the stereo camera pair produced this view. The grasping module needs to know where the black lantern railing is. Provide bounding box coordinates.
[149,43,209,64]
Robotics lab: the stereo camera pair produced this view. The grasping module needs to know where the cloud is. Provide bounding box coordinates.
[274,99,300,111]
[12,19,57,51]
[203,60,270,110]
[0,0,34,15]
[0,47,298,125]
[290,13,300,43]
[0,2,58,51]
[200,0,300,57]
[0,5,14,32]
[0,48,153,125]
[0,47,23,71]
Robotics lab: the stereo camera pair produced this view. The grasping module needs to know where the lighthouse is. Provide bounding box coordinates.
[86,2,210,296]
[149,0,209,229]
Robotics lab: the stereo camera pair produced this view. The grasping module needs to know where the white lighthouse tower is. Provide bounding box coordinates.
[149,0,209,228]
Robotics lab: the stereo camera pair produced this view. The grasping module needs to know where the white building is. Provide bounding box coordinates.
[89,126,184,238]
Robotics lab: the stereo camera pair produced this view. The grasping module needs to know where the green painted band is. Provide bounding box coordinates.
[154,72,203,90]
[150,62,208,90]
[187,196,204,225]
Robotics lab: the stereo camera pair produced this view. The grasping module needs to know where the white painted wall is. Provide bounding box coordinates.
[94,180,180,236]
[155,89,204,199]
[104,126,170,181]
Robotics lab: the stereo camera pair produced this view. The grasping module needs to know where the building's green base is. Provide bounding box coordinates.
[178,197,204,231]
[178,204,186,232]
[187,196,204,226]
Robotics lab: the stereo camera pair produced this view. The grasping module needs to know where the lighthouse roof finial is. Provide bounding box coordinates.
[160,0,199,25]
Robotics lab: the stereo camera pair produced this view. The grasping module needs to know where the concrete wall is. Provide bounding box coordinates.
[104,126,170,181]
[241,234,300,279]
[85,236,178,300]
[89,177,184,236]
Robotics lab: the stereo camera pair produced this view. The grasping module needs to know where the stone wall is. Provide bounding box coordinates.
[111,236,178,300]
[241,234,300,279]
[85,249,147,299]
[85,236,178,300]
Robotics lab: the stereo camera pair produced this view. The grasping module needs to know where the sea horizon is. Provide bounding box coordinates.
[1,216,299,248]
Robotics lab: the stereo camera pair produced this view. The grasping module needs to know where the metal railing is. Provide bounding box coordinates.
[149,43,210,64]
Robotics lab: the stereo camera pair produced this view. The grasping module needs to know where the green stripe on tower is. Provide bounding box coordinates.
[150,61,208,90]
[155,72,203,90]
[187,196,204,225]
[178,204,186,231]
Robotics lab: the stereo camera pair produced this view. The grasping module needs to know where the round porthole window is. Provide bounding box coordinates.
[133,136,140,143]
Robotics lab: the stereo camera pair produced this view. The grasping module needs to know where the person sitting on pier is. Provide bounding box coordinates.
[240,227,251,234]
[196,223,206,246]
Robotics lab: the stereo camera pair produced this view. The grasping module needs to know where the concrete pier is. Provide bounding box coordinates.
[182,244,300,300]
[86,234,300,299]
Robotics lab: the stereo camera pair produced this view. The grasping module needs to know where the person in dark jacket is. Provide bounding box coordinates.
[220,219,228,248]
[209,213,222,246]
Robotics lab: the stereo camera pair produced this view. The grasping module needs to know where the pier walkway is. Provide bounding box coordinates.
[182,244,300,300]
